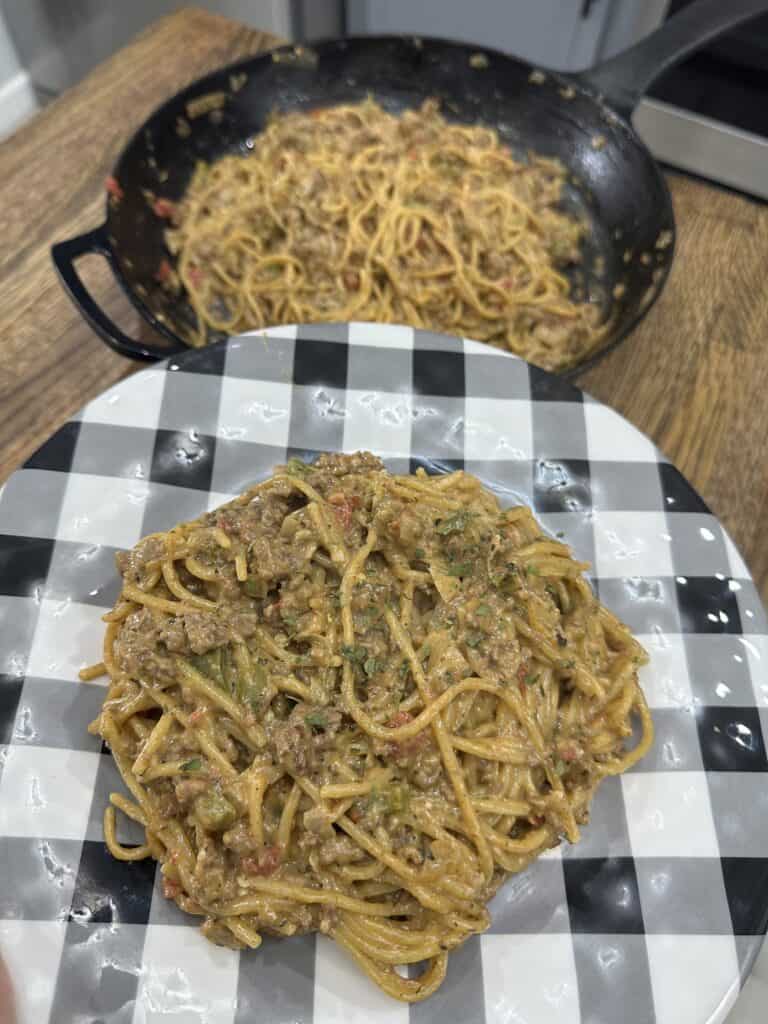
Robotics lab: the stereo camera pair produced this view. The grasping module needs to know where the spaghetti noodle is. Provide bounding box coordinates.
[85,453,652,1001]
[159,99,605,370]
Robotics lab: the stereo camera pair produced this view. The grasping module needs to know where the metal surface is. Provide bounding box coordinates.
[635,98,768,201]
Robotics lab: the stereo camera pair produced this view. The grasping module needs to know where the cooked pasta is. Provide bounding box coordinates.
[84,453,652,1001]
[156,98,606,370]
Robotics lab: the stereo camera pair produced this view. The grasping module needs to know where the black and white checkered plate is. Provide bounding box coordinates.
[1,323,767,1024]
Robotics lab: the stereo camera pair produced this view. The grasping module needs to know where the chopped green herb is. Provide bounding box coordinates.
[341,644,368,664]
[363,656,385,678]
[476,603,492,616]
[445,562,473,577]
[365,562,377,575]
[398,660,411,679]
[414,547,426,560]
[465,631,483,649]
[561,658,576,670]
[555,531,565,539]
[524,672,540,686]
[436,510,474,535]
[280,612,298,629]
[554,759,567,776]
[420,645,431,661]
[285,457,310,476]
[526,564,540,576]
[181,758,202,772]
[243,577,262,597]
[305,710,327,730]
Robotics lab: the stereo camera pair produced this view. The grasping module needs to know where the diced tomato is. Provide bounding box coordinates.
[189,707,207,725]
[328,492,360,530]
[387,710,413,729]
[155,259,172,283]
[517,663,530,689]
[558,744,579,762]
[105,175,124,200]
[153,197,176,218]
[242,845,282,876]
[386,710,428,758]
[188,265,204,288]
[162,877,181,899]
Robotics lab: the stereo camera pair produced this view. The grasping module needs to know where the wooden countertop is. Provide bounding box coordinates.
[1,7,767,602]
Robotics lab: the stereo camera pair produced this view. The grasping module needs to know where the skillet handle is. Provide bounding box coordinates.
[51,224,185,362]
[576,0,768,118]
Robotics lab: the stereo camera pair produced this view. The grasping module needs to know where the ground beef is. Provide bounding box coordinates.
[116,608,176,684]
[157,616,188,653]
[183,612,230,655]
[272,721,313,774]
[114,535,166,584]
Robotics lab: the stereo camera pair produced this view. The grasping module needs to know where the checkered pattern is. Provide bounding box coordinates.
[1,322,766,1024]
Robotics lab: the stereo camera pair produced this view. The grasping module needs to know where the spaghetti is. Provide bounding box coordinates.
[85,452,652,1001]
[158,99,605,370]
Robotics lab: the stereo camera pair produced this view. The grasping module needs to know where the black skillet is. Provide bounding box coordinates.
[51,0,768,372]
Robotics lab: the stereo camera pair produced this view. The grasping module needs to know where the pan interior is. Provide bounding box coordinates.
[109,37,675,363]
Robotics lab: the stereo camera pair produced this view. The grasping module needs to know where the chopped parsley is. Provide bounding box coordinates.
[476,603,492,617]
[524,672,540,686]
[445,561,473,577]
[305,711,327,730]
[181,758,202,772]
[413,547,426,560]
[363,656,385,678]
[436,510,474,535]
[398,660,411,679]
[525,564,540,576]
[285,457,310,476]
[465,631,484,649]
[341,644,368,664]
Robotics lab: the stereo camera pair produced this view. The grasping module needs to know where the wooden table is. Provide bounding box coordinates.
[1,7,767,602]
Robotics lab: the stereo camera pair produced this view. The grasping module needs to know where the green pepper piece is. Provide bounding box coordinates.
[190,649,224,687]
[236,662,268,712]
[194,790,237,831]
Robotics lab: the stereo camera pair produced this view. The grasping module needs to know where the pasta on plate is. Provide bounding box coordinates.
[84,453,652,1001]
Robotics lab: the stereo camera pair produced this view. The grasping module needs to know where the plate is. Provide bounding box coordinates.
[0,322,766,1024]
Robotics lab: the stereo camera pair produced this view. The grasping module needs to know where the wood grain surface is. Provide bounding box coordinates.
[1,7,767,604]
